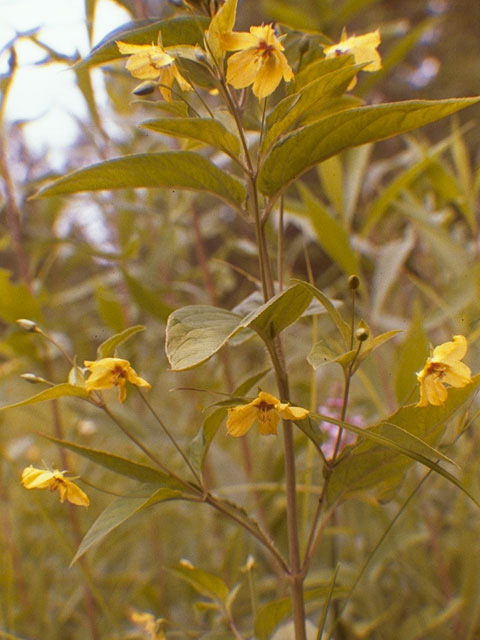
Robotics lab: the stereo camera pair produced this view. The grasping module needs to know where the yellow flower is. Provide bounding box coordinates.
[220,24,294,99]
[323,28,381,89]
[226,391,309,437]
[21,466,90,507]
[116,41,191,102]
[128,610,166,640]
[84,357,151,402]
[416,335,472,407]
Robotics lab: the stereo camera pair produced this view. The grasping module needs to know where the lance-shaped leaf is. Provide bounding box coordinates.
[97,325,145,358]
[77,16,209,68]
[241,283,312,339]
[169,563,229,603]
[142,117,240,158]
[258,98,480,197]
[261,62,363,154]
[166,285,312,371]
[34,152,246,210]
[254,586,348,640]
[41,435,187,489]
[308,327,401,372]
[326,375,480,504]
[0,384,89,410]
[71,487,184,564]
[293,280,350,346]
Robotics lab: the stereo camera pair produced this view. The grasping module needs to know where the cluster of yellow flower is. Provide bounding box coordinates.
[20,335,473,506]
[116,22,382,102]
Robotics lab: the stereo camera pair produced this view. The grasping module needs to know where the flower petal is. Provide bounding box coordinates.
[227,403,258,436]
[220,31,259,52]
[432,335,467,364]
[443,362,472,387]
[257,410,279,435]
[65,481,90,507]
[226,49,261,88]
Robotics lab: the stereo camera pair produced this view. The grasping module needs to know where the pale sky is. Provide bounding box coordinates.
[0,0,131,165]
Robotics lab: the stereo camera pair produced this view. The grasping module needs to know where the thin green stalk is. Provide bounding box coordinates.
[100,403,200,495]
[205,493,289,573]
[136,388,202,484]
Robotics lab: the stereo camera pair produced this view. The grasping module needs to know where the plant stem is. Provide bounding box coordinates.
[136,388,202,484]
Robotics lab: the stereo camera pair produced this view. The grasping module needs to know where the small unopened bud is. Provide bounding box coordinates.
[16,318,38,332]
[245,554,256,571]
[347,275,360,290]
[355,327,369,342]
[21,373,47,384]
[132,81,157,96]
[179,558,194,569]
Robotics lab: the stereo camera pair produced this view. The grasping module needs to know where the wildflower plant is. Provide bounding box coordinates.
[4,0,480,638]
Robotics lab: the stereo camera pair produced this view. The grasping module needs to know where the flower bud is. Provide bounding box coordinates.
[179,558,194,569]
[132,81,157,96]
[347,275,360,290]
[20,373,46,384]
[16,318,38,332]
[355,327,369,342]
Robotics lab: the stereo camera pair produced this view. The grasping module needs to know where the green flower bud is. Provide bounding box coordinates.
[347,275,360,290]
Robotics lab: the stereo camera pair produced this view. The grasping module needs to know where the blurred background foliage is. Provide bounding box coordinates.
[2,0,480,638]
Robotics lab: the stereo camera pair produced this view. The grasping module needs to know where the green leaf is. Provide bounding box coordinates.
[242,284,312,340]
[326,375,480,503]
[293,280,350,346]
[371,230,415,320]
[97,325,145,358]
[41,435,185,488]
[362,155,436,234]
[317,155,343,214]
[0,384,89,410]
[261,62,362,153]
[293,54,356,91]
[308,328,400,372]
[71,487,182,564]
[142,117,240,158]
[258,98,480,197]
[123,271,173,322]
[166,285,311,371]
[254,586,347,640]
[166,306,243,371]
[34,152,246,210]
[77,16,209,68]
[0,269,42,323]
[169,563,229,603]
[298,183,359,276]
[394,306,428,405]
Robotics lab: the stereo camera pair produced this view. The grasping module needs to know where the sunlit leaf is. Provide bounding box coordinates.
[71,487,183,564]
[166,306,243,371]
[97,325,145,358]
[41,435,186,488]
[34,153,246,209]
[0,384,89,410]
[258,98,480,197]
[169,563,229,603]
[297,183,359,276]
[142,117,240,158]
[326,375,480,503]
[77,16,208,68]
